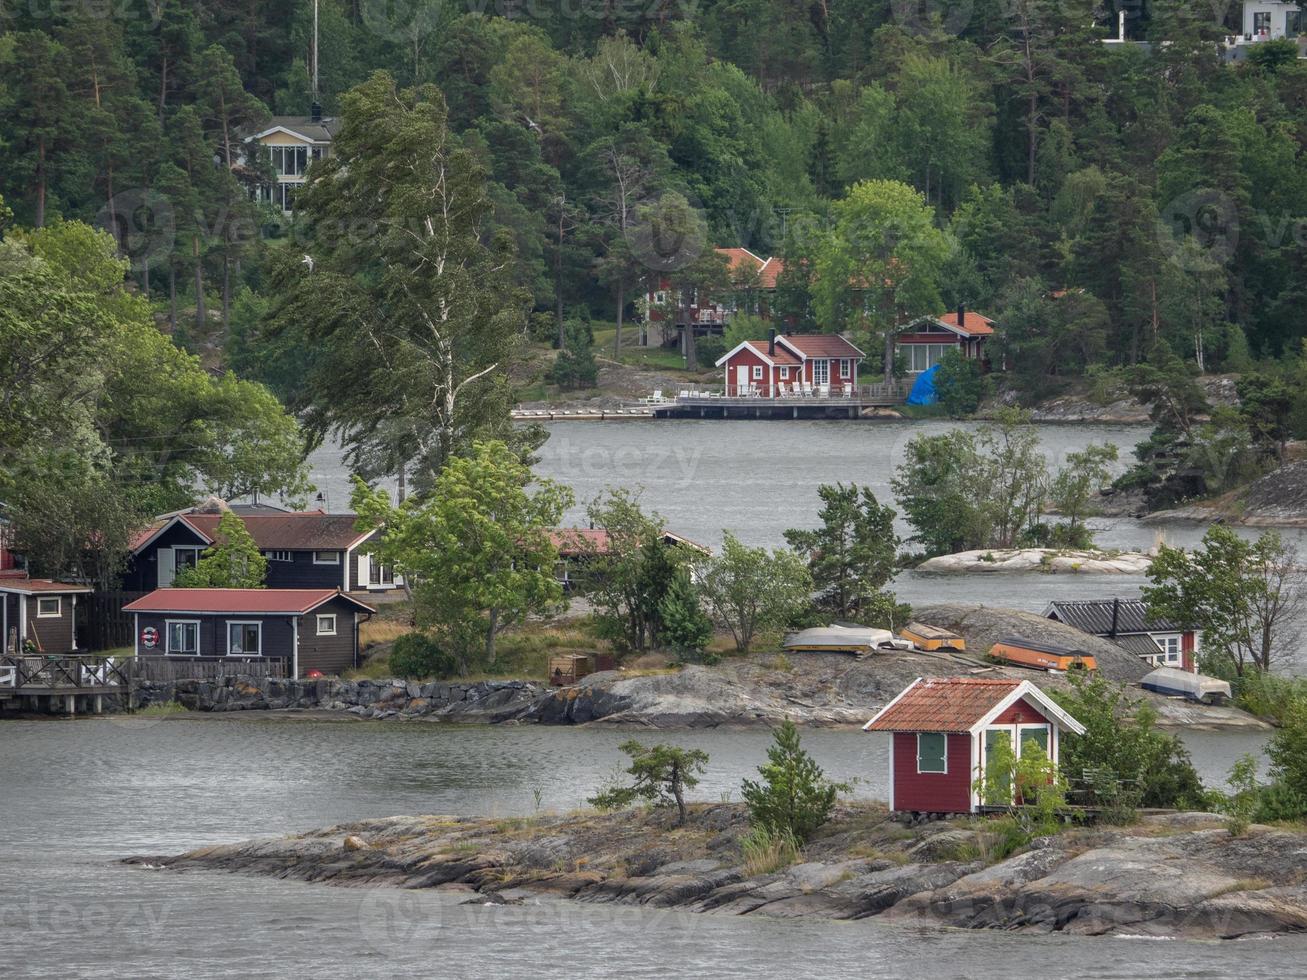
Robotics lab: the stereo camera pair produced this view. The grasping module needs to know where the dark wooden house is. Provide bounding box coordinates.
[122,588,375,677]
[124,508,402,596]
[0,573,93,654]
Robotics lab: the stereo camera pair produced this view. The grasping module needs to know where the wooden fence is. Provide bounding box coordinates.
[78,591,143,652]
[129,656,289,683]
[0,654,288,694]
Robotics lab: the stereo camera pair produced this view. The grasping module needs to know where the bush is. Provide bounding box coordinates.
[388,633,459,679]
[1267,696,1307,802]
[695,335,727,365]
[588,740,709,826]
[548,319,598,389]
[658,570,713,658]
[741,720,845,843]
[934,349,986,416]
[739,825,801,876]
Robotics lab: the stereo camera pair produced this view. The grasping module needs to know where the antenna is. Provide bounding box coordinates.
[311,0,319,107]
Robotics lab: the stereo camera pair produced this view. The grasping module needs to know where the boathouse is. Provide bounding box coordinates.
[123,588,375,677]
[0,574,93,654]
[1043,598,1198,672]
[714,331,864,398]
[863,677,1085,814]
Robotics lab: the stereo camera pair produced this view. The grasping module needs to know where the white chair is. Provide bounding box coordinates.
[818,383,830,398]
[645,390,663,405]
[0,665,15,688]
[679,390,690,400]
[842,384,854,399]
[801,382,813,397]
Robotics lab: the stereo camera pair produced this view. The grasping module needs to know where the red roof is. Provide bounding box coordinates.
[132,511,376,554]
[743,339,802,366]
[864,677,1023,733]
[0,575,93,595]
[936,311,994,337]
[777,334,865,359]
[714,248,784,289]
[122,588,374,615]
[549,528,612,556]
[758,257,784,289]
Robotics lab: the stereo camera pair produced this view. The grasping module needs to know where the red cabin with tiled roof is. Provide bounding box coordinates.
[714,332,864,397]
[863,677,1085,814]
[642,247,788,347]
[897,304,994,374]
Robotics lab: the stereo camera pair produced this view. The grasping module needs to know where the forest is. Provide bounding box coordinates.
[5,1,1307,525]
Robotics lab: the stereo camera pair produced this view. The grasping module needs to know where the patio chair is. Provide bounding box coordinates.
[842,384,854,398]
[818,383,830,398]
[801,382,813,397]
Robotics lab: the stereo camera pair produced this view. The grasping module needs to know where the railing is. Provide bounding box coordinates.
[130,656,288,683]
[0,654,132,691]
[673,382,910,402]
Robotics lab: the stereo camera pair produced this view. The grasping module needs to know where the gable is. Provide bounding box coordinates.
[989,696,1051,726]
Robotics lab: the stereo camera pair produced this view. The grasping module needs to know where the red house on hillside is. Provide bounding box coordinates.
[897,304,994,374]
[641,247,786,348]
[714,332,864,397]
[863,677,1085,815]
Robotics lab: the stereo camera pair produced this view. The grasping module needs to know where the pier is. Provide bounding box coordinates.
[652,382,911,419]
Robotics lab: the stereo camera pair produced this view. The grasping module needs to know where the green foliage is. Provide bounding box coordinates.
[741,720,844,844]
[1047,443,1118,547]
[1050,672,1205,812]
[739,825,801,876]
[1144,526,1306,676]
[783,483,902,622]
[588,740,709,827]
[387,633,459,680]
[657,570,713,659]
[696,533,813,653]
[974,733,1069,840]
[1221,754,1260,836]
[352,440,571,674]
[1267,697,1307,807]
[173,511,267,589]
[933,349,986,417]
[548,319,599,390]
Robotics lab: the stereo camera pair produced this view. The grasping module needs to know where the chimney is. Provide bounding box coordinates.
[956,302,966,328]
[768,329,776,357]
[1110,597,1120,638]
[311,102,323,124]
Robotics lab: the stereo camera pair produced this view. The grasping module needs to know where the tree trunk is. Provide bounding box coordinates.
[193,237,205,337]
[681,282,697,370]
[672,763,686,826]
[615,280,624,357]
[485,608,499,666]
[883,319,896,385]
[169,262,178,333]
[556,213,566,348]
[35,138,46,228]
[222,251,231,339]
[159,56,168,119]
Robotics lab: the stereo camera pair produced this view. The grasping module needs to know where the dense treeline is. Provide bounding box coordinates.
[5,2,1307,391]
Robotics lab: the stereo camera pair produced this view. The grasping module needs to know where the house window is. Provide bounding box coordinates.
[313,551,341,565]
[812,359,830,385]
[1255,11,1272,34]
[839,358,851,377]
[265,550,293,562]
[175,547,202,575]
[752,365,763,380]
[902,343,954,373]
[1156,634,1182,664]
[367,558,394,587]
[36,597,61,618]
[316,614,337,636]
[916,732,947,773]
[779,367,790,379]
[1018,726,1050,757]
[166,621,199,655]
[654,291,667,304]
[227,621,261,656]
[1290,11,1302,35]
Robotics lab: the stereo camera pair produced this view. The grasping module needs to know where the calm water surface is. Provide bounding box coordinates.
[0,718,1289,979]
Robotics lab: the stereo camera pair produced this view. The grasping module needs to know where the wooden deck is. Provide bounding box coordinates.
[653,383,911,419]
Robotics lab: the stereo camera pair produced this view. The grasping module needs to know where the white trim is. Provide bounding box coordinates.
[887,731,896,811]
[35,596,62,618]
[133,612,140,658]
[970,729,983,812]
[165,619,201,656]
[313,551,342,565]
[225,620,263,656]
[751,364,763,380]
[970,680,1086,736]
[714,339,775,368]
[130,514,212,555]
[916,732,949,774]
[343,545,352,590]
[249,124,331,144]
[292,617,300,679]
[316,613,337,636]
[19,597,26,651]
[0,584,93,597]
[264,550,294,562]
[863,677,923,730]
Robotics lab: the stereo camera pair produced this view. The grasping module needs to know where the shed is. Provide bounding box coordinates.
[899,622,965,651]
[863,677,1086,814]
[990,636,1097,672]
[0,575,93,654]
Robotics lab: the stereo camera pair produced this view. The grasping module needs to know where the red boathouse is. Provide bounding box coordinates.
[714,332,864,397]
[863,677,1085,814]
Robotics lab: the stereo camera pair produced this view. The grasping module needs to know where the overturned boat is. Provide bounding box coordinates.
[784,625,911,656]
[1140,666,1232,704]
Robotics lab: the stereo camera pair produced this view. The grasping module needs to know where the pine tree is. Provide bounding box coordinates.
[657,570,713,659]
[741,720,844,844]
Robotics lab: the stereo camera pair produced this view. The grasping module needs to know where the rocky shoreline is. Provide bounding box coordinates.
[916,548,1153,575]
[123,804,1307,939]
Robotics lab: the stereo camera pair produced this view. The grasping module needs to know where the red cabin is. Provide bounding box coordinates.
[714,332,864,398]
[897,304,994,375]
[863,677,1085,814]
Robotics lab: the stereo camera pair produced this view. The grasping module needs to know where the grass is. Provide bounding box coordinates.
[740,826,801,877]
[134,700,187,716]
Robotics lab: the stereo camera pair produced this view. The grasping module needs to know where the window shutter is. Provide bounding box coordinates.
[357,553,371,588]
[917,733,947,773]
[157,548,175,587]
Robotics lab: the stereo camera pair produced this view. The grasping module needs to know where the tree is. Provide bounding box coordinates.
[976,408,1047,549]
[783,484,900,621]
[933,349,986,417]
[548,319,599,390]
[1144,526,1307,676]
[658,570,713,659]
[174,511,268,589]
[697,534,812,653]
[741,720,844,844]
[353,441,572,671]
[1266,697,1307,805]
[589,740,709,827]
[268,72,531,490]
[1047,443,1118,547]
[891,429,988,556]
[813,180,952,383]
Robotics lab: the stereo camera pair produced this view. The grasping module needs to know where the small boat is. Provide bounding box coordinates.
[989,636,1097,672]
[1140,666,1232,704]
[898,621,966,651]
[784,625,911,656]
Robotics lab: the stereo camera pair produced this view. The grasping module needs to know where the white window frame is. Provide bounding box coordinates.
[916,732,948,774]
[313,551,341,565]
[174,546,203,574]
[367,557,394,588]
[265,550,294,562]
[165,619,200,656]
[226,620,262,657]
[36,596,62,618]
[779,366,790,379]
[1015,724,1051,758]
[316,614,337,636]
[812,359,830,385]
[751,365,764,380]
[840,358,851,377]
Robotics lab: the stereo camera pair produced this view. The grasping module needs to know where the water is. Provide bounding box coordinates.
[0,718,1290,979]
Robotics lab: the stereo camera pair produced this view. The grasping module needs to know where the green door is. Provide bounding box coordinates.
[984,729,1013,805]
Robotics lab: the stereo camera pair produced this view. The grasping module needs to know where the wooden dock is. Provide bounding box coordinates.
[653,383,911,419]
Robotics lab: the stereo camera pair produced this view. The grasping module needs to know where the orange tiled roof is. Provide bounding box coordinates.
[779,334,865,359]
[864,677,1023,733]
[937,311,995,337]
[744,339,802,365]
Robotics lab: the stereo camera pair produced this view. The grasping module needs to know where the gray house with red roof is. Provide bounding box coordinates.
[1,573,93,654]
[123,507,402,596]
[123,588,374,677]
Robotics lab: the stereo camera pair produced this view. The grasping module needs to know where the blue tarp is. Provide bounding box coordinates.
[906,364,939,405]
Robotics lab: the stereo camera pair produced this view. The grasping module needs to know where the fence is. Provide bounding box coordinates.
[78,590,143,652]
[129,656,289,683]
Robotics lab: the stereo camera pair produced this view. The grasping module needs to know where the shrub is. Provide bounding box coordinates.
[388,633,459,679]
[548,319,598,389]
[740,825,801,876]
[741,720,846,843]
[1221,755,1260,837]
[695,336,727,365]
[934,348,986,416]
[1267,696,1307,802]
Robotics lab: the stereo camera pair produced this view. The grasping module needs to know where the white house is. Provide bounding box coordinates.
[1242,0,1302,39]
[246,109,338,213]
